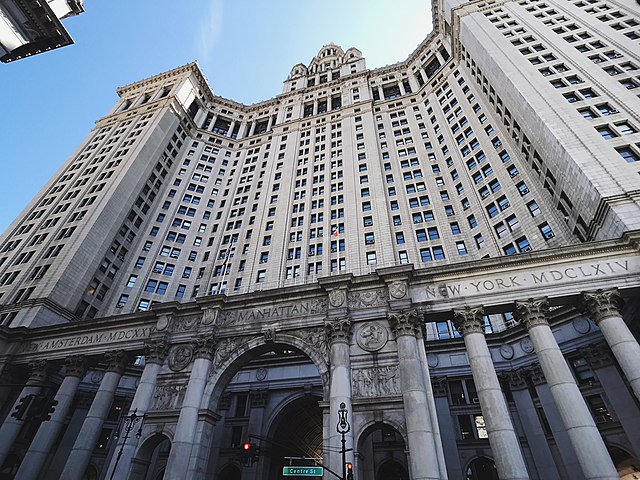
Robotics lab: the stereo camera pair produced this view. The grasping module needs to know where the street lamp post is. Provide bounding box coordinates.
[109,408,144,480]
[336,402,351,480]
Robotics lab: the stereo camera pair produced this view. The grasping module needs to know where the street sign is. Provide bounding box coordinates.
[282,466,323,477]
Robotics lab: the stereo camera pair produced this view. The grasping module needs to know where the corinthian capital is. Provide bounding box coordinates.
[388,309,419,337]
[581,289,623,324]
[515,298,549,330]
[325,317,352,344]
[194,333,217,360]
[64,355,87,379]
[105,350,129,374]
[452,306,484,336]
[144,338,170,365]
[27,360,50,385]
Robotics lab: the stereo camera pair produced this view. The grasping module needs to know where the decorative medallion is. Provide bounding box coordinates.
[520,338,535,354]
[427,353,439,368]
[168,345,194,372]
[356,322,388,352]
[388,280,408,300]
[156,314,170,331]
[572,317,591,334]
[329,289,346,308]
[256,367,268,381]
[90,371,104,384]
[499,344,515,360]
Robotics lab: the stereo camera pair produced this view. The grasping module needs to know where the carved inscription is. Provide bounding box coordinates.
[423,259,632,300]
[221,299,327,325]
[20,326,156,353]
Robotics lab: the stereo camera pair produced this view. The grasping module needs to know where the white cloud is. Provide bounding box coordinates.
[198,0,224,59]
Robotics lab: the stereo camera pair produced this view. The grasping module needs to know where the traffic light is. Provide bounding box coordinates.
[240,441,260,466]
[241,442,252,466]
[346,462,353,480]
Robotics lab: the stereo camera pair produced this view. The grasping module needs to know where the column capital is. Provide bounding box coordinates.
[64,355,87,378]
[27,360,50,385]
[581,289,623,324]
[452,306,484,336]
[104,350,129,374]
[526,363,546,386]
[193,334,217,360]
[325,316,352,344]
[580,343,613,369]
[515,297,549,330]
[431,377,448,397]
[500,370,528,391]
[250,389,268,408]
[144,338,170,365]
[388,309,420,337]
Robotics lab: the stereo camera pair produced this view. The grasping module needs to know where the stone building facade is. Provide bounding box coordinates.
[0,0,640,478]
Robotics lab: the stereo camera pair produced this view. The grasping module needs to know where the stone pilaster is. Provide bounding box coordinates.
[452,306,529,480]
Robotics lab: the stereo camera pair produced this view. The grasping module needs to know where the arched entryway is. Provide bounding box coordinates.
[608,446,640,479]
[378,459,409,480]
[265,395,323,479]
[466,457,498,480]
[197,338,327,480]
[218,463,242,480]
[357,422,408,480]
[130,432,171,480]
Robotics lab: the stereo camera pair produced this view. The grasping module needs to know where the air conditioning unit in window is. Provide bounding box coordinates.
[546,233,555,239]
[520,188,529,195]
[472,398,480,404]
[522,246,533,252]
[116,303,124,309]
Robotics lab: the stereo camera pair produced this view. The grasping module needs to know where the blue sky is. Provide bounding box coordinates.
[0,0,432,233]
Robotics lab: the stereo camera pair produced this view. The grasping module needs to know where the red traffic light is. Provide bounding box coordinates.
[243,442,251,451]
[347,462,353,470]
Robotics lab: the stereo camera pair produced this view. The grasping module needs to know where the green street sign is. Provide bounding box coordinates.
[282,466,323,476]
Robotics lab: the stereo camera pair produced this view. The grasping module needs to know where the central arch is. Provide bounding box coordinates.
[190,334,328,479]
[203,333,329,412]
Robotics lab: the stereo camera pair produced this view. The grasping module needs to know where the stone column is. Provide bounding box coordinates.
[325,317,355,476]
[389,310,440,480]
[0,360,49,467]
[503,370,560,480]
[16,355,87,480]
[227,120,237,138]
[105,338,169,480]
[164,334,216,479]
[248,122,256,137]
[59,351,128,480]
[398,81,406,96]
[241,389,268,480]
[431,379,463,480]
[581,344,640,460]
[452,307,529,480]
[416,327,447,479]
[582,289,640,402]
[515,298,618,480]
[207,113,218,132]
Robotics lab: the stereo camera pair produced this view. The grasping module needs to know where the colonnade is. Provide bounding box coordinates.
[0,288,638,479]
